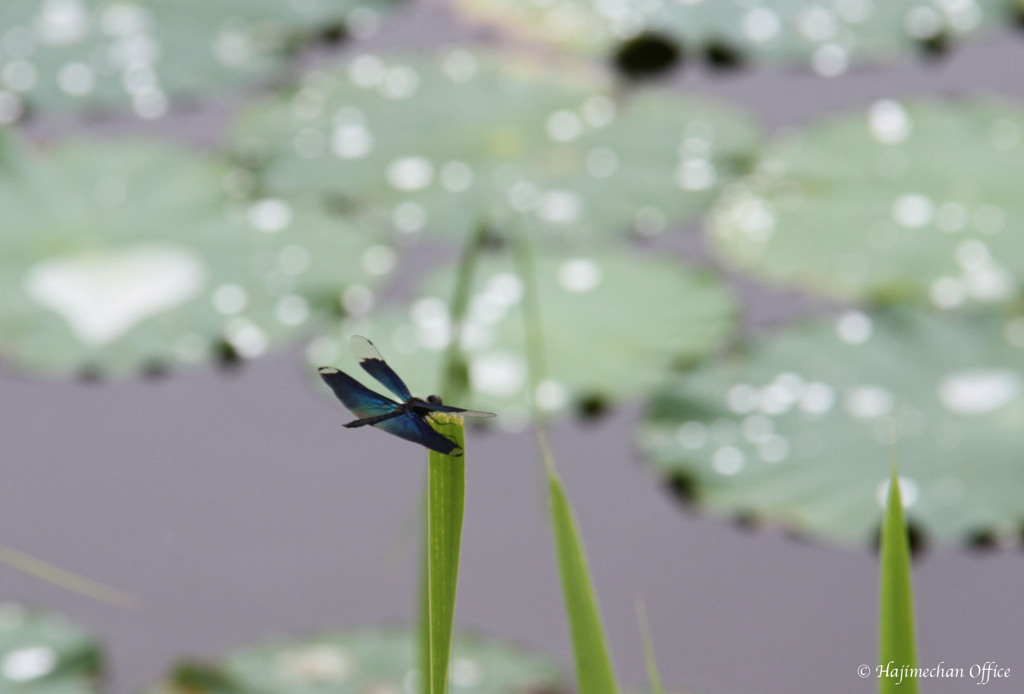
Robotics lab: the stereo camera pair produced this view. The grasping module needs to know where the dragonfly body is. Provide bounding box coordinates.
[319,336,495,456]
[342,396,445,429]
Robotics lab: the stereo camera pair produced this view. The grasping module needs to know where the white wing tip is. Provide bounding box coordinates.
[318,367,338,374]
[350,334,383,361]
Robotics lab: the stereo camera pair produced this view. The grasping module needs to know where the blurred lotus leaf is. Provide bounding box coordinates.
[233,48,759,240]
[310,246,736,423]
[638,306,1024,546]
[0,602,102,694]
[0,137,392,376]
[710,98,1024,309]
[145,628,564,694]
[451,0,1004,75]
[0,0,399,120]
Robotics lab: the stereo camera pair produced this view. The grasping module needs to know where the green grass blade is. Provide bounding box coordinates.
[635,598,665,694]
[510,222,618,694]
[418,489,430,694]
[548,468,619,694]
[419,224,486,694]
[0,543,137,606]
[439,224,489,405]
[878,468,919,694]
[426,415,466,694]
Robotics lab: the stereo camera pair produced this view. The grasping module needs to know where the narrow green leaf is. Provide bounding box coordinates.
[878,468,919,694]
[427,415,466,694]
[511,223,617,694]
[635,598,664,694]
[439,224,490,405]
[548,469,618,694]
[418,490,431,694]
[419,225,487,694]
[0,544,137,607]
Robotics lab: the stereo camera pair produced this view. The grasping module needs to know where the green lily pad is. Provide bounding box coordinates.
[452,0,1005,74]
[638,306,1024,546]
[0,0,398,120]
[145,628,564,694]
[309,247,736,424]
[0,602,102,694]
[233,48,759,240]
[0,137,392,376]
[711,98,1024,309]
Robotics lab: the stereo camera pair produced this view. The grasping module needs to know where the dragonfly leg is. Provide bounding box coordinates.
[344,411,405,428]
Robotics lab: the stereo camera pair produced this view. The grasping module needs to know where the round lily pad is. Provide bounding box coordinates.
[710,98,1024,309]
[309,247,736,424]
[0,137,392,376]
[452,0,1004,75]
[0,602,102,694]
[145,628,564,694]
[233,48,759,240]
[0,0,398,120]
[638,306,1024,546]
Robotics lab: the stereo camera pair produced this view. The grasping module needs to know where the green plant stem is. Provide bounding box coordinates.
[0,544,137,607]
[418,493,430,694]
[878,467,919,694]
[440,223,490,404]
[547,471,618,694]
[426,415,466,694]
[510,225,557,473]
[512,225,619,694]
[419,224,489,694]
[635,597,665,694]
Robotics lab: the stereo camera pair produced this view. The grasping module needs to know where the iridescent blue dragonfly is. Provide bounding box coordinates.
[318,336,496,456]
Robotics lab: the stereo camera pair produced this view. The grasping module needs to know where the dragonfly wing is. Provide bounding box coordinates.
[318,367,400,419]
[375,413,463,456]
[351,335,413,401]
[423,402,497,418]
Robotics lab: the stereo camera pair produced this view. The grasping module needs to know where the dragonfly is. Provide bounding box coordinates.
[318,336,496,456]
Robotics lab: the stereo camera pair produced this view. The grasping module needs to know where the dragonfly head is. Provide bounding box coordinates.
[426,394,443,405]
